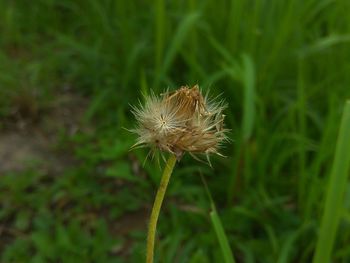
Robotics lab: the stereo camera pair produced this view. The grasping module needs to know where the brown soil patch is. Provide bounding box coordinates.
[0,92,89,174]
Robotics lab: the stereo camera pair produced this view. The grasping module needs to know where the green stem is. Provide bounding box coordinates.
[146,154,177,263]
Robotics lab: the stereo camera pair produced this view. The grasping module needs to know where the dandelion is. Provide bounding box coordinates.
[131,85,228,162]
[130,85,229,263]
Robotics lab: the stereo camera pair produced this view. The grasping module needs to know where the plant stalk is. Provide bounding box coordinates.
[146,154,177,263]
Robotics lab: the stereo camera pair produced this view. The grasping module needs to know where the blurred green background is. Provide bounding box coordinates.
[1,0,350,262]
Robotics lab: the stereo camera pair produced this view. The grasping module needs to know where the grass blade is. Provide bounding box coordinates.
[154,0,166,74]
[162,12,200,72]
[210,210,236,263]
[241,54,255,142]
[155,12,200,89]
[201,175,236,263]
[277,223,311,263]
[312,100,350,263]
[299,35,350,57]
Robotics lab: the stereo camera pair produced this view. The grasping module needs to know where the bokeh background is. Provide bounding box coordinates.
[1,0,350,262]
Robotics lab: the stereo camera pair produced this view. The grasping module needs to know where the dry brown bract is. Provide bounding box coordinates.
[131,85,228,163]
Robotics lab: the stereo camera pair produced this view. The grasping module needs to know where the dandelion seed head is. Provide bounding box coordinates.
[131,85,229,162]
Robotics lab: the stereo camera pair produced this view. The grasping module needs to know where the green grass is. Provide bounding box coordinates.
[1,0,350,262]
[313,101,350,263]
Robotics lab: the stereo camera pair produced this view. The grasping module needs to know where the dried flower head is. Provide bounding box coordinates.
[131,85,229,163]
